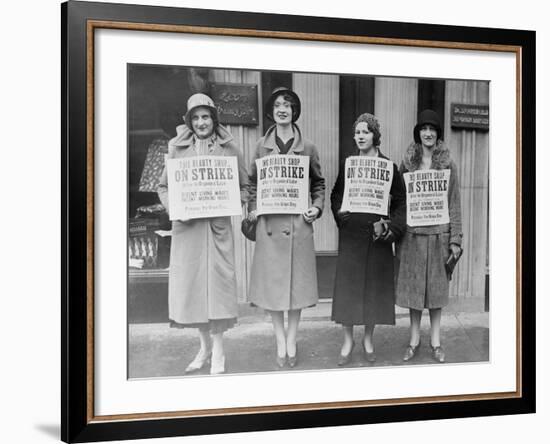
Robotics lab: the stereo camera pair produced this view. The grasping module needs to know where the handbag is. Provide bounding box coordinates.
[241,217,257,241]
[445,247,463,277]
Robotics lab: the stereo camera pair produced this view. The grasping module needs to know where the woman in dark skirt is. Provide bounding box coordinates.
[331,113,406,365]
[395,109,463,363]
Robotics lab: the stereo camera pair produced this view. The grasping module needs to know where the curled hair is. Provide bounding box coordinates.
[353,113,381,148]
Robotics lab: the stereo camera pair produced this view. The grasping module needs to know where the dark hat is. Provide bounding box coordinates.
[265,87,301,123]
[184,93,218,131]
[413,109,442,144]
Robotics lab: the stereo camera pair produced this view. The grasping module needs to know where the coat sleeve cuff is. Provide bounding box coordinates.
[312,203,323,217]
[450,234,463,246]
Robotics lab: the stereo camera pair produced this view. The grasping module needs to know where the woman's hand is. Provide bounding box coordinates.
[303,206,320,224]
[450,243,462,258]
[373,220,385,239]
[373,218,395,242]
[247,210,258,223]
[381,219,395,241]
[336,210,351,227]
[337,210,351,220]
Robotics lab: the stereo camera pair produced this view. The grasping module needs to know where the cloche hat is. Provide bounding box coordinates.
[413,109,442,144]
[184,93,219,130]
[265,87,301,123]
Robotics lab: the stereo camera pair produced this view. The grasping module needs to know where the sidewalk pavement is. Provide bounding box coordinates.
[128,311,488,378]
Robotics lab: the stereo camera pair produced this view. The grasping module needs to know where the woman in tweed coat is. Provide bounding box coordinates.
[396,109,463,363]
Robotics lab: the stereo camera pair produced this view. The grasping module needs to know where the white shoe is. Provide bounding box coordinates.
[210,354,226,375]
[185,349,211,373]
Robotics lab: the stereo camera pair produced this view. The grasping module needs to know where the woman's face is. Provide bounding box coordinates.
[190,106,214,139]
[419,124,438,149]
[272,95,293,126]
[354,122,374,152]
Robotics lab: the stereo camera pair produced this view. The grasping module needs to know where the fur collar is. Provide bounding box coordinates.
[169,123,234,149]
[402,140,451,171]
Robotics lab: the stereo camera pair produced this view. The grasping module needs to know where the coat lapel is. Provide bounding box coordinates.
[263,124,305,154]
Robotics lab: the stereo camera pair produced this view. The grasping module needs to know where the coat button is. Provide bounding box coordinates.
[267,232,272,236]
[283,229,290,235]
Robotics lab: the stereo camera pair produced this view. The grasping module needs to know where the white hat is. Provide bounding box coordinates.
[184,93,218,130]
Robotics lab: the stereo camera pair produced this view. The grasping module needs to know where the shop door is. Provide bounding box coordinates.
[339,75,375,162]
[311,75,376,300]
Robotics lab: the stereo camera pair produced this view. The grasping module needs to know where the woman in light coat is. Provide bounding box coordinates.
[331,113,406,365]
[247,87,325,368]
[396,109,462,363]
[158,93,248,375]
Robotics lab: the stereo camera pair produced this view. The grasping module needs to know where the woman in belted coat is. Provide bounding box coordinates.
[331,113,406,365]
[247,87,325,369]
[158,93,248,375]
[396,109,463,364]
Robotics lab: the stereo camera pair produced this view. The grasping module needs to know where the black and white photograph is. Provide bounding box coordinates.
[55,1,537,442]
[127,64,490,378]
[1,0,544,442]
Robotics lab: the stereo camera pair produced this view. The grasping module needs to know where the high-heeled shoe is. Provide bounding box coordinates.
[362,342,376,363]
[403,341,421,362]
[337,340,355,366]
[210,353,226,375]
[287,345,298,368]
[275,354,287,369]
[431,345,445,363]
[185,349,212,373]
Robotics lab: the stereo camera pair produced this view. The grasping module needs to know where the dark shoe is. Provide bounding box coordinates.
[403,341,421,362]
[287,355,297,368]
[287,345,298,368]
[362,342,376,363]
[337,341,355,366]
[276,355,287,369]
[431,345,445,363]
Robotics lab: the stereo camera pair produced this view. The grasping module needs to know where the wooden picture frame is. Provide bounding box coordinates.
[62,1,535,442]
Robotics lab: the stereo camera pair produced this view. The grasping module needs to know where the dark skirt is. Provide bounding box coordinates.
[331,224,396,326]
[395,231,451,310]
